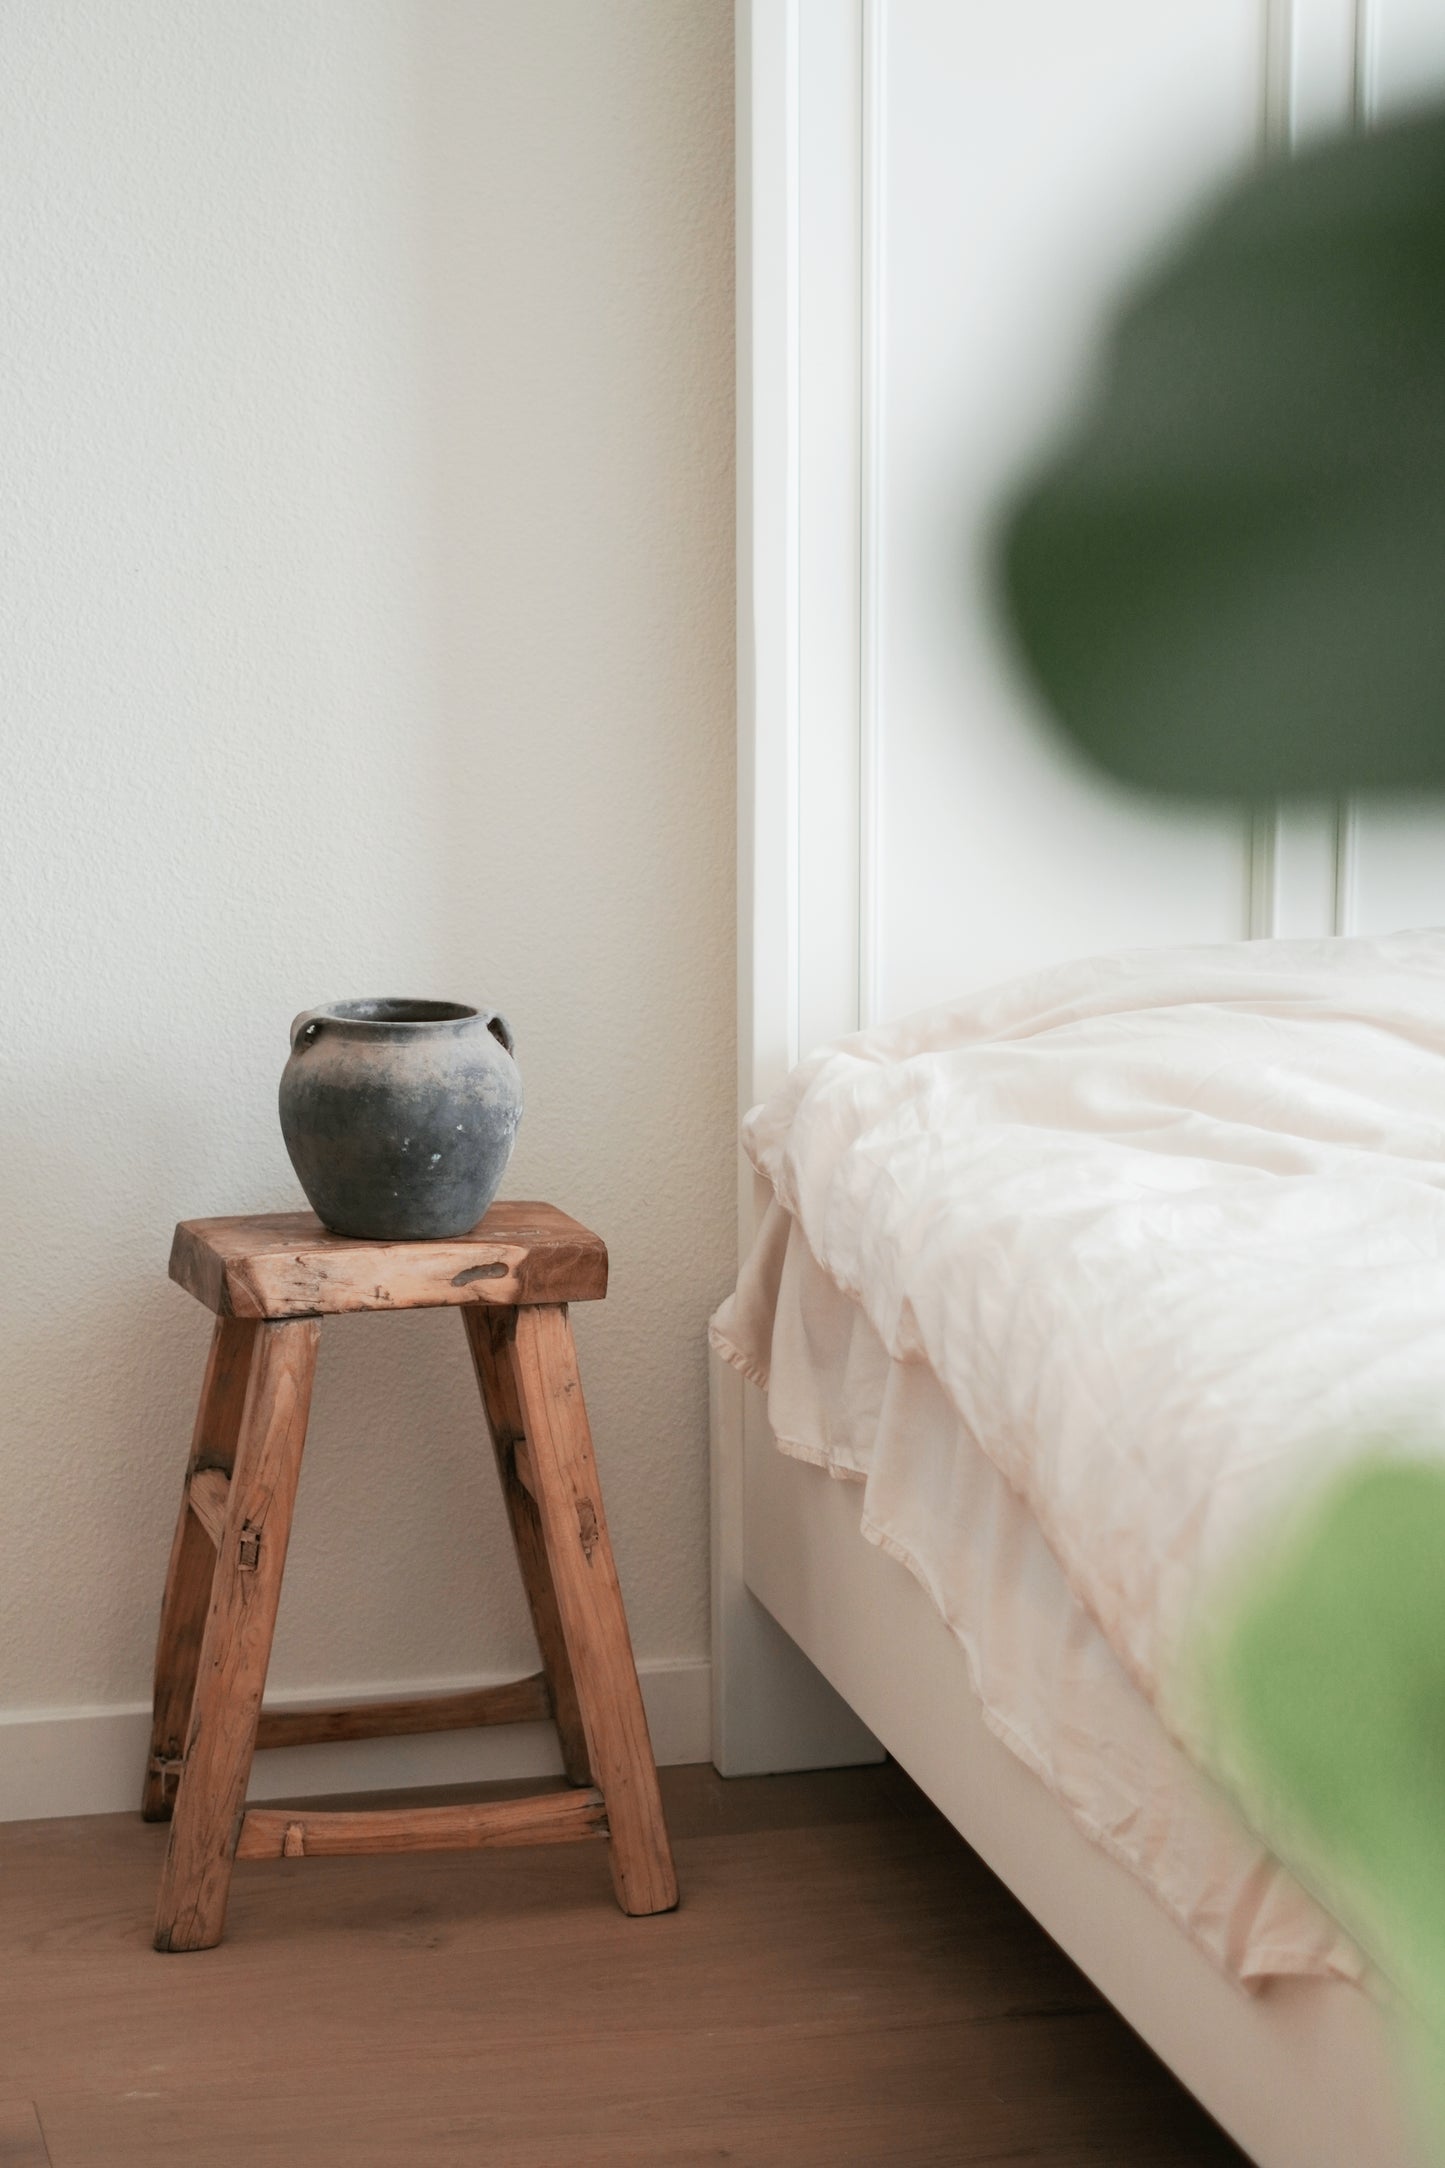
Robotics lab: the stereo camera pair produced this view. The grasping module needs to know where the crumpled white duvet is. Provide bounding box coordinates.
[714,930,1445,1975]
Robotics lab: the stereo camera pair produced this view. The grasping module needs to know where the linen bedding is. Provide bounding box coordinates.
[711,929,1445,1984]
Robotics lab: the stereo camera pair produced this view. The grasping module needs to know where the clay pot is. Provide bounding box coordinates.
[279,998,523,1240]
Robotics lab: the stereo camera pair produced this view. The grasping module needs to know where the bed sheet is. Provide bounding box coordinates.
[725,931,1445,1792]
[711,928,1445,1984]
[713,1197,1361,1985]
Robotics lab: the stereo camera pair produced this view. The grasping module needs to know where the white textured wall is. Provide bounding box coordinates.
[0,3,733,1751]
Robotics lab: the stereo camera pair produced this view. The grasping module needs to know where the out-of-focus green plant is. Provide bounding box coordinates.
[1000,101,1445,2152]
[1203,1461,1445,2133]
[1002,104,1445,799]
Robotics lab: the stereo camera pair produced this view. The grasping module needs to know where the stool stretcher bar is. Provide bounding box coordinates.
[252,1674,553,1751]
[144,1675,554,1786]
[235,1787,609,1861]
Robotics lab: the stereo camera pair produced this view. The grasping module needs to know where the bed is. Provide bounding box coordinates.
[711,933,1444,2166]
[729,5,1445,2159]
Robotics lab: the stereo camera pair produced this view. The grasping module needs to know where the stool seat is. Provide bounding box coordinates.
[144,1201,676,1952]
[169,1200,608,1319]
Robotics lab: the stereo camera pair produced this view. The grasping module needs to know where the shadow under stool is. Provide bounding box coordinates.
[143,1200,678,1952]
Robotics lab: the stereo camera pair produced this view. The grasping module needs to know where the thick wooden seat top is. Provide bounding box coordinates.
[169,1201,607,1320]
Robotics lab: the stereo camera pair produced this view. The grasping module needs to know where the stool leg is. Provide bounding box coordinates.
[463,1307,592,1787]
[508,1304,678,1917]
[143,1317,259,1821]
[153,1317,319,1953]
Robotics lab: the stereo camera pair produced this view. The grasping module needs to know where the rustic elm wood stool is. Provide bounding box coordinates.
[144,1201,677,1952]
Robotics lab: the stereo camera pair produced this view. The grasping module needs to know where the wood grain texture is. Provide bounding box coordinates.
[153,1319,319,1952]
[235,1787,608,1860]
[141,1317,258,1822]
[254,1674,551,1752]
[0,2104,50,2168]
[463,1307,592,1786]
[0,1766,1244,2165]
[169,1201,607,1320]
[509,1304,678,1916]
[186,1468,230,1549]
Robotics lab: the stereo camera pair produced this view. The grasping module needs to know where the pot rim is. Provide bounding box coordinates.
[312,997,479,1028]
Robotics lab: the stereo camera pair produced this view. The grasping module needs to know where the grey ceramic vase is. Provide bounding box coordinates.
[279,998,524,1241]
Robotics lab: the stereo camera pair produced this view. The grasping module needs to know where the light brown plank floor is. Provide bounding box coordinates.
[0,1762,1245,2166]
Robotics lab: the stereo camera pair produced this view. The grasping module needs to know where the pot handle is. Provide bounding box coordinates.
[289,1008,327,1051]
[485,1010,515,1057]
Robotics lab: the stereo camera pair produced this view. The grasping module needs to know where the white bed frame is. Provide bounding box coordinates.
[713,5,1434,2161]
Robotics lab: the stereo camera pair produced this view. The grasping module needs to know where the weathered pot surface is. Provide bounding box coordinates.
[278,998,523,1241]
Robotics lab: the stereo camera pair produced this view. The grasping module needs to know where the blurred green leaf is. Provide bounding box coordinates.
[1000,106,1445,798]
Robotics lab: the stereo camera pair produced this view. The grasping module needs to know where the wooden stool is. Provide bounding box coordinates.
[144,1201,678,1952]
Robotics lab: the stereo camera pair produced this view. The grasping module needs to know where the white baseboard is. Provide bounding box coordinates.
[0,1658,712,1824]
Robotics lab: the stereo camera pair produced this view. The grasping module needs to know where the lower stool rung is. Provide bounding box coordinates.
[253,1673,552,1751]
[235,1786,608,1859]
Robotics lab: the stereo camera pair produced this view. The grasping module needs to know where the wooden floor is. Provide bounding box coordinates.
[0,1762,1245,2167]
